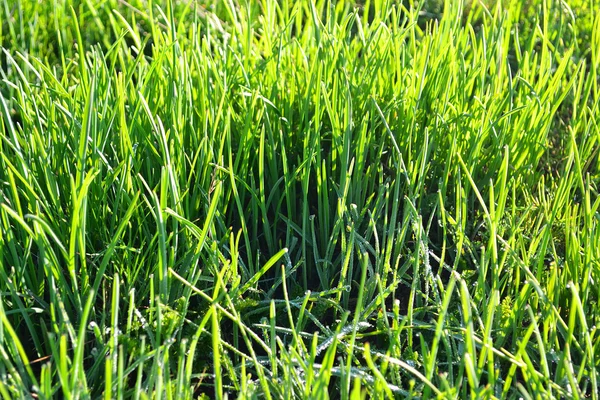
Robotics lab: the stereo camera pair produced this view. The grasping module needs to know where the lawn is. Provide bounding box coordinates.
[0,0,599,398]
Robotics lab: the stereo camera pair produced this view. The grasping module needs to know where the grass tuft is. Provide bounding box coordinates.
[1,0,599,398]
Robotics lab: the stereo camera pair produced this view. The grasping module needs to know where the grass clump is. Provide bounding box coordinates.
[1,0,599,398]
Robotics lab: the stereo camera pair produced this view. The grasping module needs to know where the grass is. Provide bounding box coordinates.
[0,0,599,398]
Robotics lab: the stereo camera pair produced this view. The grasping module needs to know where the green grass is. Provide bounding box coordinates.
[0,0,599,398]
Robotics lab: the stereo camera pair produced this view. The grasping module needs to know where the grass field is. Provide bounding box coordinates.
[1,0,599,398]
